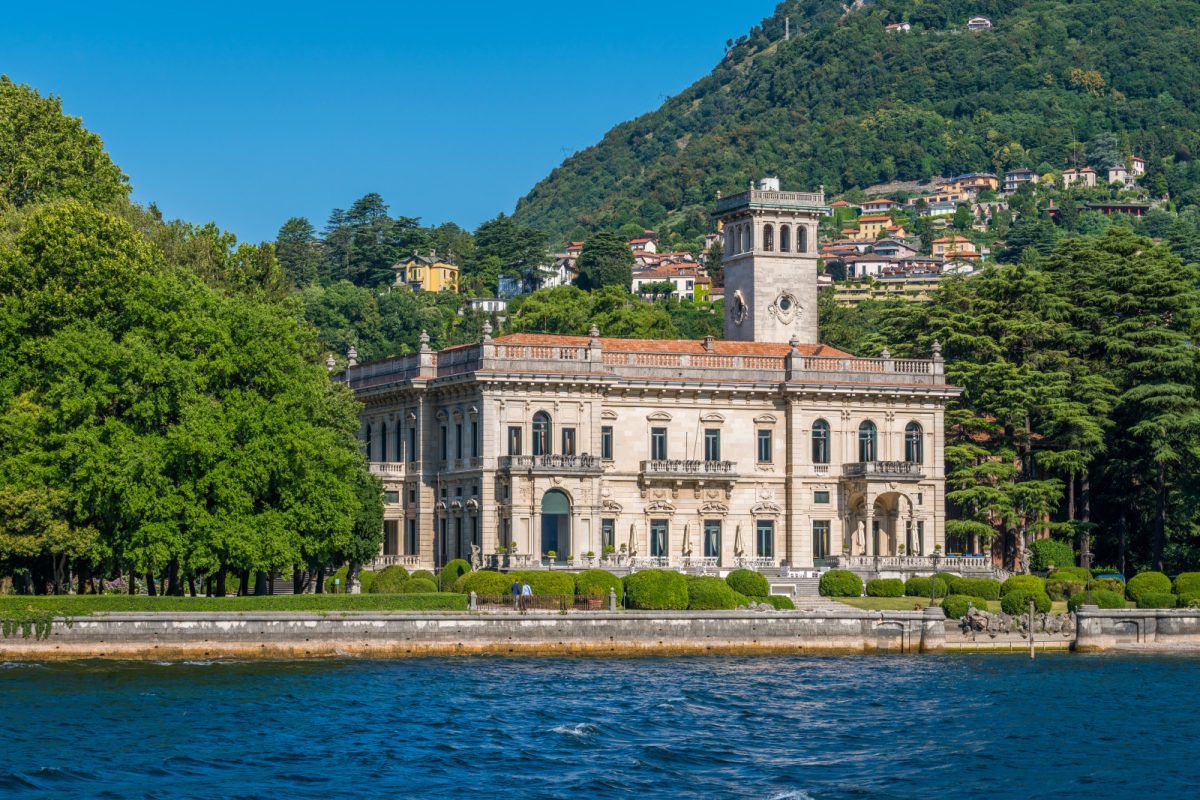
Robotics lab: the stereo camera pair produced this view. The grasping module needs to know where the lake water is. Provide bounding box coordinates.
[2,654,1197,798]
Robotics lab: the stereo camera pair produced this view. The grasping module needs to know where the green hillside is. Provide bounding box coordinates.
[512,0,1200,238]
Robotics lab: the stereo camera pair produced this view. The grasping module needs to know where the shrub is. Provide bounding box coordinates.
[947,577,1001,600]
[1136,592,1177,609]
[1177,593,1200,609]
[513,571,575,596]
[758,595,796,610]
[455,570,512,596]
[1067,589,1126,612]
[819,570,863,597]
[866,578,905,597]
[1173,572,1200,595]
[1045,578,1085,601]
[942,594,989,619]
[411,569,436,583]
[932,573,958,593]
[726,569,770,598]
[1048,566,1091,581]
[1090,577,1125,594]
[685,576,743,610]
[625,569,688,610]
[325,566,375,593]
[1029,539,1075,572]
[399,578,438,594]
[905,576,947,598]
[575,569,622,598]
[439,559,471,591]
[1000,589,1052,615]
[1001,575,1045,597]
[1126,571,1172,602]
[367,565,411,594]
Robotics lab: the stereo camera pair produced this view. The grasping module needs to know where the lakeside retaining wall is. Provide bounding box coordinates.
[0,607,948,660]
[1074,606,1200,652]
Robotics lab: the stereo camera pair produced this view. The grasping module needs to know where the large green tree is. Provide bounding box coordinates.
[577,231,634,291]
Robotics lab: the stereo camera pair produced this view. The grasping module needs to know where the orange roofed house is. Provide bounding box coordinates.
[342,180,961,580]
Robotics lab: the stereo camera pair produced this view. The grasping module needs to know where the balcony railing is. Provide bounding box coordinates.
[715,188,827,214]
[498,454,602,473]
[841,461,925,479]
[831,555,999,574]
[640,459,738,479]
[368,462,407,478]
[366,554,421,570]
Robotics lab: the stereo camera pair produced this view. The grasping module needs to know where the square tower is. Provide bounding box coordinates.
[715,178,829,343]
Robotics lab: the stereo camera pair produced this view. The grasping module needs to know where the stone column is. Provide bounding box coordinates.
[919,605,946,653]
[864,510,875,556]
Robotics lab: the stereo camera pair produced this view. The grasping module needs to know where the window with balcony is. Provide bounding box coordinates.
[601,426,613,460]
[858,420,877,462]
[650,427,668,460]
[383,520,399,555]
[703,428,721,461]
[532,411,550,456]
[406,518,418,555]
[757,429,772,463]
[905,421,923,463]
[561,427,576,456]
[394,424,403,464]
[812,419,830,464]
[756,520,775,559]
[650,519,668,557]
[379,421,388,461]
[812,520,831,560]
[601,519,615,551]
[704,520,721,558]
[507,426,522,456]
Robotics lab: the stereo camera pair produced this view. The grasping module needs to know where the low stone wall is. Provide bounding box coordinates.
[0,607,948,660]
[1074,606,1200,652]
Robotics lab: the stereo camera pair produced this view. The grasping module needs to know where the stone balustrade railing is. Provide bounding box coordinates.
[842,461,924,478]
[640,459,737,477]
[368,462,408,478]
[715,188,827,213]
[366,554,421,570]
[498,454,602,472]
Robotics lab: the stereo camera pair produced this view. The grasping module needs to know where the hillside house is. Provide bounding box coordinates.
[1107,165,1136,190]
[393,251,459,294]
[1129,156,1147,176]
[967,16,993,30]
[885,22,912,32]
[931,235,978,260]
[854,214,894,240]
[859,198,901,214]
[1003,168,1038,194]
[1062,167,1097,188]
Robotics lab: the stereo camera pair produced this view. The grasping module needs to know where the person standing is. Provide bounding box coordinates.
[520,579,533,613]
[511,578,521,610]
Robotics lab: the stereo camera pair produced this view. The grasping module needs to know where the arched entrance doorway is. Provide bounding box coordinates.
[541,490,571,561]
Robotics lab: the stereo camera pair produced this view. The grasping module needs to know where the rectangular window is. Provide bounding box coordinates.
[471,421,479,458]
[812,520,831,560]
[814,490,830,504]
[408,425,417,463]
[601,519,615,551]
[561,427,576,456]
[383,520,399,555]
[507,426,522,456]
[917,521,926,555]
[455,422,463,460]
[455,486,463,497]
[406,518,418,554]
[383,490,400,504]
[703,520,721,558]
[756,520,775,559]
[650,427,668,460]
[650,519,669,557]
[704,428,721,461]
[438,518,447,564]
[601,426,613,460]
[439,425,448,460]
[757,429,773,463]
[408,484,416,503]
[380,422,388,461]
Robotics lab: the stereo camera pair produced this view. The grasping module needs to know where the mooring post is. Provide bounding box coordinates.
[608,587,617,612]
[469,591,477,611]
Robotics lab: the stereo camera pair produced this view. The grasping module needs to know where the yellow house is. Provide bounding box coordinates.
[392,251,459,293]
[931,235,978,259]
[855,214,893,240]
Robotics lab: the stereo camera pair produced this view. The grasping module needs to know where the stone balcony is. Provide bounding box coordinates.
[715,188,828,214]
[368,461,409,479]
[639,459,738,481]
[498,454,602,475]
[841,461,925,480]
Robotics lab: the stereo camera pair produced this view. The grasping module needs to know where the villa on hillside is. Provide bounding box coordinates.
[393,251,460,294]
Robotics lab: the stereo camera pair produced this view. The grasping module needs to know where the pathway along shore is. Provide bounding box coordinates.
[2,606,1198,660]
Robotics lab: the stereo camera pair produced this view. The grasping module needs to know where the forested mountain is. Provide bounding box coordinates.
[513,0,1200,237]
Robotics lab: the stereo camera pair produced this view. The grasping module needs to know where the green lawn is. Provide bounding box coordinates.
[833,597,1071,614]
[0,593,468,616]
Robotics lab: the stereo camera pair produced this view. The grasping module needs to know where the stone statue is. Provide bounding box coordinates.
[469,543,482,571]
[1020,544,1032,575]
[855,520,866,553]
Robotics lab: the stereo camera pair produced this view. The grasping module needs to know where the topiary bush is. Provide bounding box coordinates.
[1136,592,1177,609]
[439,559,471,591]
[1001,575,1045,597]
[1045,577,1085,601]
[757,594,796,610]
[411,569,436,583]
[905,576,947,598]
[625,569,689,610]
[399,577,438,594]
[1126,571,1172,602]
[942,594,989,619]
[933,573,958,594]
[325,565,376,593]
[366,565,411,594]
[513,571,575,596]
[1090,577,1124,594]
[455,570,512,596]
[1029,539,1075,572]
[948,577,1001,600]
[866,578,905,597]
[1000,588,1052,615]
[685,576,744,610]
[1048,566,1091,581]
[575,569,622,598]
[1173,573,1200,595]
[726,569,770,598]
[1177,593,1200,609]
[1067,589,1126,612]
[819,569,863,597]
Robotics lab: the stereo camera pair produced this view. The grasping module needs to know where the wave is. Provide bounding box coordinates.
[767,792,814,800]
[552,722,599,738]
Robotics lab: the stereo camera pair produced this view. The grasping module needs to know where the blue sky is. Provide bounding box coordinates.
[3,1,776,243]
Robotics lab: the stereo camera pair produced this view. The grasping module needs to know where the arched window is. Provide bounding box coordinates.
[811,419,830,464]
[779,224,791,252]
[798,225,809,253]
[763,224,774,251]
[858,421,877,462]
[532,411,551,456]
[742,225,752,252]
[905,422,923,463]
[725,226,734,256]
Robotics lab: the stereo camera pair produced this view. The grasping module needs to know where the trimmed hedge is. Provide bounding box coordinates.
[366,565,411,594]
[0,593,471,615]
[685,576,745,610]
[1126,571,1172,602]
[455,570,512,596]
[625,569,689,610]
[1029,539,1075,572]
[758,595,796,610]
[439,559,472,591]
[726,569,770,598]
[1048,566,1091,581]
[1136,592,1177,609]
[1001,575,1045,597]
[1045,578,1085,601]
[575,569,622,598]
[1174,572,1200,595]
[1000,588,1052,615]
[399,577,438,594]
[411,569,436,583]
[1067,589,1126,612]
[1090,577,1125,594]
[905,576,947,598]
[942,594,989,619]
[819,570,863,597]
[514,571,575,596]
[947,577,1001,600]
[933,573,959,594]
[1177,593,1200,609]
[866,578,905,597]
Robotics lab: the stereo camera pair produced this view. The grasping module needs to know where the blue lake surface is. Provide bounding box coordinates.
[2,654,1197,798]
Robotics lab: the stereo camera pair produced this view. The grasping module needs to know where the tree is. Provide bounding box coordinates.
[953,204,973,230]
[276,216,321,287]
[577,231,634,291]
[473,214,548,287]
